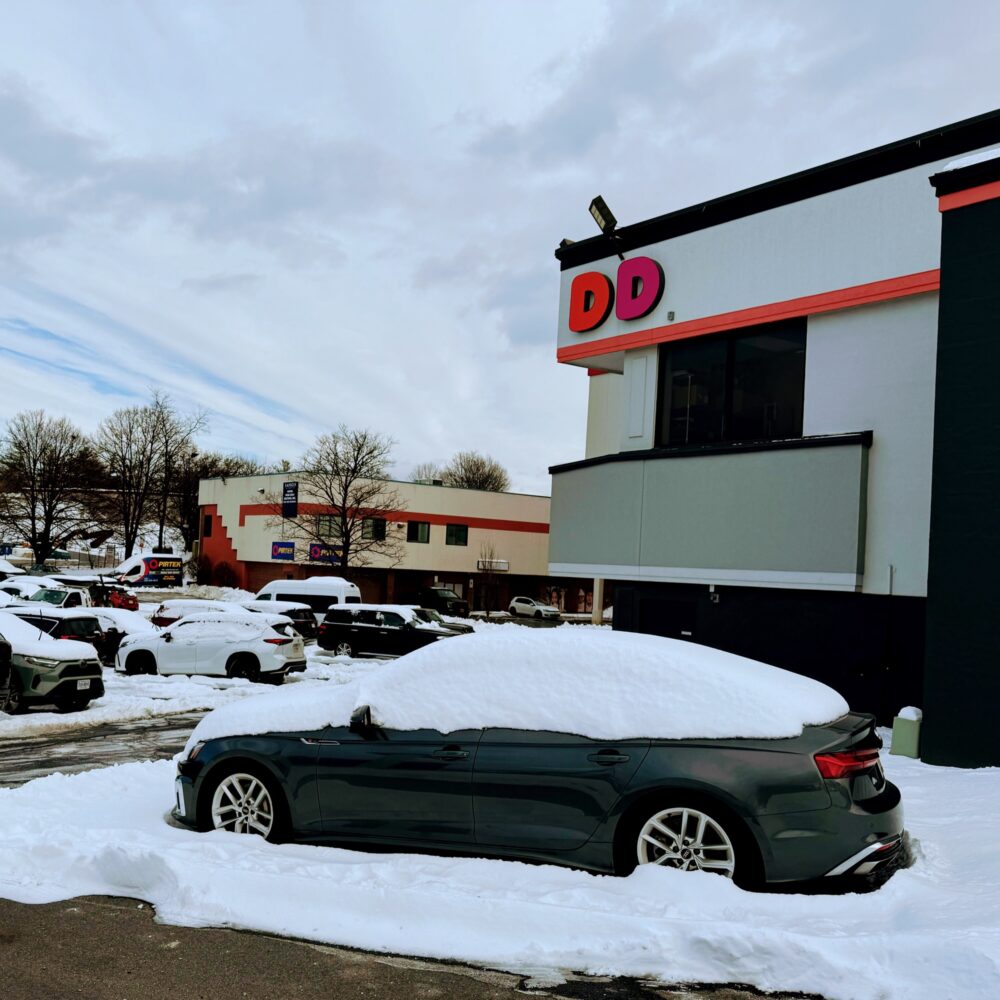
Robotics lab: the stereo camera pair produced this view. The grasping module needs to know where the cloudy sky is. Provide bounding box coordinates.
[2,1,999,493]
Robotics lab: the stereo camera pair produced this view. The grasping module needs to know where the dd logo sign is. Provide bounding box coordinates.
[568,256,665,333]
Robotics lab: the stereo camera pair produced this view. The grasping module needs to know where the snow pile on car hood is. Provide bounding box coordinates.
[186,628,848,750]
[361,628,848,740]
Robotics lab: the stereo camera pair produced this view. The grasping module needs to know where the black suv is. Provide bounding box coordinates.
[8,610,115,665]
[318,605,455,658]
[417,586,469,617]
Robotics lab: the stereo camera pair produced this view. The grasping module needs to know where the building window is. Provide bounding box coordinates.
[362,517,387,541]
[656,319,806,446]
[316,515,342,539]
[407,521,430,543]
[202,514,213,538]
[445,523,468,546]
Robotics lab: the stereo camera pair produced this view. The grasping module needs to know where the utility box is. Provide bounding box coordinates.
[890,707,922,758]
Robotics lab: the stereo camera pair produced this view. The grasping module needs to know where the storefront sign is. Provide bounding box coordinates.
[569,255,665,332]
[271,541,295,561]
[282,482,299,519]
[309,543,343,564]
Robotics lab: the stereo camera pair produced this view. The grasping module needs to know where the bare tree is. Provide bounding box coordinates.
[410,461,442,483]
[151,391,207,550]
[477,537,503,615]
[442,451,511,492]
[95,405,162,559]
[0,411,103,566]
[268,426,403,570]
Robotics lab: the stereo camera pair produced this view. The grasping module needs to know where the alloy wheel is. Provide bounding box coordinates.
[335,642,353,657]
[2,675,24,714]
[210,772,275,838]
[636,806,736,877]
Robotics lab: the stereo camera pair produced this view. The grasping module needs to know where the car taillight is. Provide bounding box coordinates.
[814,747,881,779]
[264,637,292,645]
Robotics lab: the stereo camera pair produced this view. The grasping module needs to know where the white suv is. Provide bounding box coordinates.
[508,597,561,620]
[115,613,306,682]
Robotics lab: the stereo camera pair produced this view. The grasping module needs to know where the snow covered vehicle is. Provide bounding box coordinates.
[173,629,904,887]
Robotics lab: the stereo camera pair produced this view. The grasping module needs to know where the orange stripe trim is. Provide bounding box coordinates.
[238,503,549,534]
[938,179,1000,212]
[558,269,941,364]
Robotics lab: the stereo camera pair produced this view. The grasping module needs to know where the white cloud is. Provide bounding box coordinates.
[1,0,1000,494]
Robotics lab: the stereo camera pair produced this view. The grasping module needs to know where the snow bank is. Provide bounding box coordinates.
[363,629,848,740]
[2,753,999,999]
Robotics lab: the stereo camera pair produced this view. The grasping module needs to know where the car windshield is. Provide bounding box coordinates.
[432,589,459,599]
[413,608,442,623]
[28,589,69,606]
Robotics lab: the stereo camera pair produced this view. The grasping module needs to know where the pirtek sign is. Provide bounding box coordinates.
[568,256,665,333]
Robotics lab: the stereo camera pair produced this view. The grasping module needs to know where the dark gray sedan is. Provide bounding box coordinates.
[173,705,903,887]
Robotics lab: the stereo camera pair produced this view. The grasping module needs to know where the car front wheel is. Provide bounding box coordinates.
[334,641,353,657]
[635,805,737,878]
[205,768,285,841]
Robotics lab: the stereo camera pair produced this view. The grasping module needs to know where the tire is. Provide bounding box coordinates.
[200,763,288,843]
[616,797,760,888]
[125,651,156,676]
[534,610,542,620]
[1,673,24,714]
[334,641,353,658]
[227,654,261,683]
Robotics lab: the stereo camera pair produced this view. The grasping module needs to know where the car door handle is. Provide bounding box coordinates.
[587,751,630,765]
[431,748,469,760]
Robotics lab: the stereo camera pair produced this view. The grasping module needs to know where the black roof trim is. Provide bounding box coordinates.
[548,432,872,475]
[556,108,1000,271]
[930,154,1000,196]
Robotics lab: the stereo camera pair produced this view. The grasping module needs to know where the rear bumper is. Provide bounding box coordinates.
[754,780,904,883]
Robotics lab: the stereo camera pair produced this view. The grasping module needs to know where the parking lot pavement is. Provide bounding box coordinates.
[0,896,821,1000]
[0,711,201,787]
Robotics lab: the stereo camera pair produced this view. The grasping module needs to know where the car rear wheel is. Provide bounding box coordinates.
[204,767,286,842]
[334,641,353,657]
[1,674,24,714]
[636,805,736,878]
[227,654,261,683]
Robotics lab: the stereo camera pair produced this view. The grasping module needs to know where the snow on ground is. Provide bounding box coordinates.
[0,750,998,999]
[0,649,385,740]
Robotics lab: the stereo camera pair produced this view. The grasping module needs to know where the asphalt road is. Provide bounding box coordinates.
[0,896,819,1000]
[0,711,202,787]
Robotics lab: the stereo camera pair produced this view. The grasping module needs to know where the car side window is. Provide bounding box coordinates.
[380,612,405,628]
[356,610,381,626]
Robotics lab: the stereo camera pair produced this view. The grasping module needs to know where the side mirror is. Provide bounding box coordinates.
[163,633,173,643]
[349,704,373,734]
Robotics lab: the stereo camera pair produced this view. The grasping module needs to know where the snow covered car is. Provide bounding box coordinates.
[408,607,475,634]
[0,576,59,601]
[116,612,306,681]
[239,600,319,641]
[173,629,904,887]
[149,599,248,628]
[5,607,116,665]
[0,611,104,713]
[508,596,561,620]
[316,604,456,658]
[90,608,160,662]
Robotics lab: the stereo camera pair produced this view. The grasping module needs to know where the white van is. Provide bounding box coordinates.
[255,576,362,620]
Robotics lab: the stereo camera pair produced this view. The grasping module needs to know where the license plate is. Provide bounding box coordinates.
[175,778,185,817]
[76,679,90,690]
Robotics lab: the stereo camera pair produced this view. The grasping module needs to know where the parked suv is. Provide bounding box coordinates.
[416,586,469,617]
[0,611,104,713]
[6,607,116,665]
[318,604,456,658]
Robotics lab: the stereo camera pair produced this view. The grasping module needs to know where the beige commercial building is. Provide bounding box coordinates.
[198,472,589,610]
